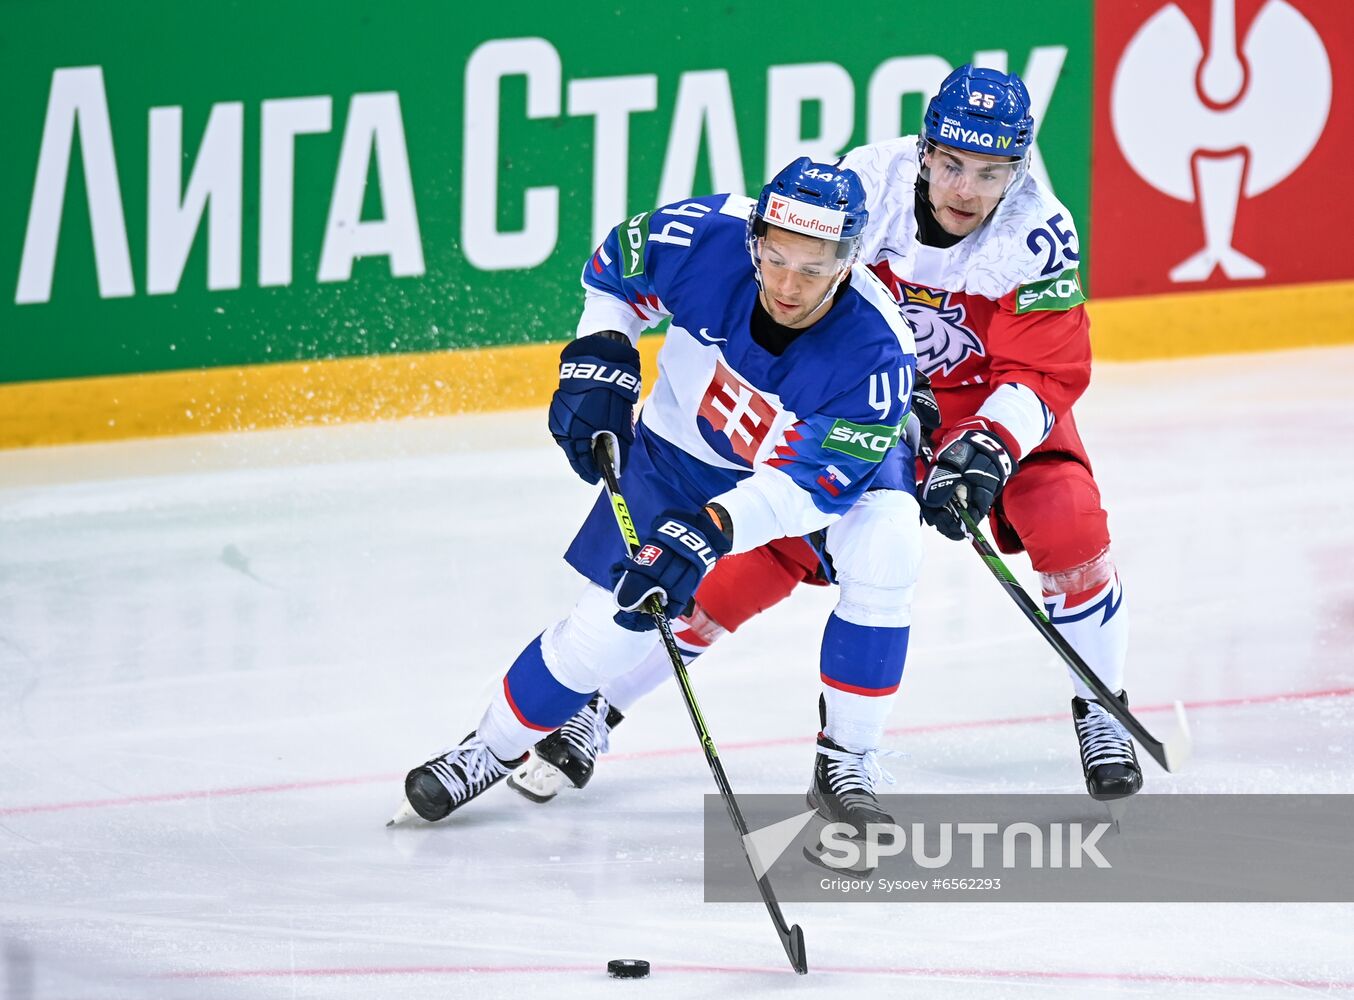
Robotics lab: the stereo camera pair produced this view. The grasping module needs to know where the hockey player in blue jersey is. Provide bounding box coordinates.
[391,158,921,826]
[514,66,1143,809]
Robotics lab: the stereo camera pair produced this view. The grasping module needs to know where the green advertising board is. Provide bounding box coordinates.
[0,2,1092,386]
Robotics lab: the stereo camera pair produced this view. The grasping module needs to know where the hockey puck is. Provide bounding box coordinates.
[607,959,650,979]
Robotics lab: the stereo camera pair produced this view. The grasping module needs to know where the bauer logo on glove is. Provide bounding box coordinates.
[656,519,720,568]
[548,333,642,486]
[558,361,641,394]
[611,508,732,630]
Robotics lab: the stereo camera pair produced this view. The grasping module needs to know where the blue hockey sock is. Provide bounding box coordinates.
[478,634,593,759]
[819,612,909,750]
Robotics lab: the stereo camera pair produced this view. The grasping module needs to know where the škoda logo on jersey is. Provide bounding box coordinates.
[1015,269,1086,314]
[765,195,845,240]
[621,212,651,278]
[822,419,901,462]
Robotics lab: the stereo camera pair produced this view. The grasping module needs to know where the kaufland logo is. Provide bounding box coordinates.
[765,195,845,239]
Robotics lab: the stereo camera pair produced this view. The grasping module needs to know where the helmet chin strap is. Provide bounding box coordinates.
[916,174,954,229]
[807,262,853,318]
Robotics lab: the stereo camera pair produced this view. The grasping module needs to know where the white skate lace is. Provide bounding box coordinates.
[1077,703,1136,768]
[557,695,612,761]
[818,743,905,808]
[427,736,511,803]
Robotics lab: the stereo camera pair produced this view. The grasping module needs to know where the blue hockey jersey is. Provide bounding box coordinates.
[565,193,916,586]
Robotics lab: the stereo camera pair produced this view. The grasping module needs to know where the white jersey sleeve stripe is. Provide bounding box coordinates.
[977,381,1054,458]
[708,463,840,555]
[576,287,645,344]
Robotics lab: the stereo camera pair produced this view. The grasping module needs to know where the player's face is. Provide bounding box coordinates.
[923,142,1018,236]
[755,227,842,329]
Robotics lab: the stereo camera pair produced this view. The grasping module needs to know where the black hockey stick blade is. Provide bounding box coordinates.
[785,921,808,975]
[591,432,808,975]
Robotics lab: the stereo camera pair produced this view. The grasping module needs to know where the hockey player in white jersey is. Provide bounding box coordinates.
[392,158,921,826]
[513,65,1143,807]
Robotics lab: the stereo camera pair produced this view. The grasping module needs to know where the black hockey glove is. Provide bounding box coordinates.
[548,332,641,485]
[611,508,732,632]
[918,417,1018,540]
[904,369,943,454]
[911,370,942,440]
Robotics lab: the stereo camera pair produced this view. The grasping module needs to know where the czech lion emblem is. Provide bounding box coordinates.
[898,284,983,377]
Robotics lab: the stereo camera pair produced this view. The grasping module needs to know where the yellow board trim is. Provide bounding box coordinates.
[0,337,665,449]
[1,279,1350,449]
[1088,279,1354,360]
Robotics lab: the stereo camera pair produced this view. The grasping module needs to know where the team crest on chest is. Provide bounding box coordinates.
[898,284,984,377]
[697,358,779,466]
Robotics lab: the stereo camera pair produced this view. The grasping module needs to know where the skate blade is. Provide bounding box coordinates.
[802,838,878,876]
[1161,700,1193,773]
[1104,797,1129,832]
[386,797,420,827]
[507,757,566,804]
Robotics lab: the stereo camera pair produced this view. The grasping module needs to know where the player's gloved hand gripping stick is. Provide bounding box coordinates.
[592,432,809,976]
[919,440,1192,773]
[611,506,730,632]
[548,333,642,485]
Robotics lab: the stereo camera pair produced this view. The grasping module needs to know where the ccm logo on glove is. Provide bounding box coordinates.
[963,431,1015,477]
[918,416,1019,541]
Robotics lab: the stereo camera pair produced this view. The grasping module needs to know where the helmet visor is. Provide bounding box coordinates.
[750,230,853,277]
[919,138,1027,199]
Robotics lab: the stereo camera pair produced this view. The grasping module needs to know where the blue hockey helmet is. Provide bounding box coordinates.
[747,156,869,268]
[923,64,1033,156]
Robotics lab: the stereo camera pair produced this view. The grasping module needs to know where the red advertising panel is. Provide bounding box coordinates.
[1092,0,1353,298]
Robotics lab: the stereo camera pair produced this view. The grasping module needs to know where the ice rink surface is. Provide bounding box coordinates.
[2,346,1353,999]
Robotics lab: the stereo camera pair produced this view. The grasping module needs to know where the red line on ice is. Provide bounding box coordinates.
[3,685,1351,817]
[610,683,1354,761]
[0,773,394,816]
[152,961,1354,990]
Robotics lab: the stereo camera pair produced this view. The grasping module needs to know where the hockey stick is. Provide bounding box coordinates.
[592,433,808,976]
[921,443,1191,772]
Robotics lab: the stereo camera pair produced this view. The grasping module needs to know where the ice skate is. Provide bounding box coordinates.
[806,734,901,832]
[1072,692,1144,801]
[802,734,902,873]
[508,694,623,803]
[390,732,526,824]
